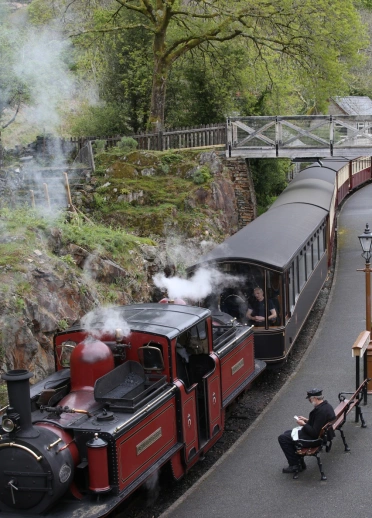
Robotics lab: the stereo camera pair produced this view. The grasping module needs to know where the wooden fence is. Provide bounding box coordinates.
[71,123,226,153]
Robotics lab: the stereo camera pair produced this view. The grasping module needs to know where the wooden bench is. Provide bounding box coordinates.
[292,378,369,480]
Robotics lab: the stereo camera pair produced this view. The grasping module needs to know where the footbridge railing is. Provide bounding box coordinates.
[227,115,372,158]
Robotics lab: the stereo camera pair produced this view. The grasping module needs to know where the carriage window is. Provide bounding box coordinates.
[313,234,319,266]
[306,242,313,278]
[294,259,299,302]
[268,271,282,326]
[219,264,264,323]
[289,263,295,311]
[319,227,326,255]
[298,251,306,290]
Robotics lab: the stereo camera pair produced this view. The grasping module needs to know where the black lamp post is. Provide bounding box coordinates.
[358,223,372,402]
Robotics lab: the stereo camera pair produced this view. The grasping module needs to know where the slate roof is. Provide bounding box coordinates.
[330,96,372,115]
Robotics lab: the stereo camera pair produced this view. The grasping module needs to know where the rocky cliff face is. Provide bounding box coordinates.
[0,148,256,386]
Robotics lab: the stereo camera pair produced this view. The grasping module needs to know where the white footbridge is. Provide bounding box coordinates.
[226,115,372,158]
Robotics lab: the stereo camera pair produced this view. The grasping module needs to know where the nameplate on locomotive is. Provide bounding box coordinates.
[231,358,244,375]
[136,427,162,455]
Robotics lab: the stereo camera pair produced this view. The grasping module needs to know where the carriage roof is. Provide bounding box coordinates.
[190,160,343,272]
[192,202,327,272]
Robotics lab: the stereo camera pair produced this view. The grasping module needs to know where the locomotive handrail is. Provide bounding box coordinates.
[0,442,42,461]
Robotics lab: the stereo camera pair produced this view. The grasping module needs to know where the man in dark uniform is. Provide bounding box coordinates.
[278,388,335,473]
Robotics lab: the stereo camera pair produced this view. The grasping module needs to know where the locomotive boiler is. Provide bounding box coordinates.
[0,303,265,517]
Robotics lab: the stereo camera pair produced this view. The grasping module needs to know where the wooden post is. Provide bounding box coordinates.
[352,330,370,420]
[30,190,35,208]
[43,183,51,209]
[64,172,73,209]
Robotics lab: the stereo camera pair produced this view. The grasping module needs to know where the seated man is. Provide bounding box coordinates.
[278,388,335,473]
[246,287,277,326]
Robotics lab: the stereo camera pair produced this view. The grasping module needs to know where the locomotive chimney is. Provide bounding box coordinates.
[1,369,38,438]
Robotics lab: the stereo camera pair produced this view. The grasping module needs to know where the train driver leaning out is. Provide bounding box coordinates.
[246,287,277,325]
[278,388,336,473]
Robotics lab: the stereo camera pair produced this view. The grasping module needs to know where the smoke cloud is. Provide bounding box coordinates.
[81,307,131,339]
[153,266,241,302]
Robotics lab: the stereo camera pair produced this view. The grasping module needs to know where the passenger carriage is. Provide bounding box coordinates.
[188,157,372,363]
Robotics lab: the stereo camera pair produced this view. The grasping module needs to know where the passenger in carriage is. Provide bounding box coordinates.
[246,287,277,326]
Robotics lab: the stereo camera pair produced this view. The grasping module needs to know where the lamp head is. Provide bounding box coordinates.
[359,223,372,262]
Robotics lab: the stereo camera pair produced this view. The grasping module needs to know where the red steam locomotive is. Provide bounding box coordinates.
[0,302,265,517]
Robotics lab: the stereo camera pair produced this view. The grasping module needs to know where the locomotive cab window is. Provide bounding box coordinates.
[138,342,164,371]
[56,341,76,368]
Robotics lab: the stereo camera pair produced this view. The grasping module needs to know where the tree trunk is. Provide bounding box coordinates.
[148,30,168,132]
[149,58,168,131]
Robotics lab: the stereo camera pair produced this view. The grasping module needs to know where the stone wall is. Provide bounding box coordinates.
[220,156,257,229]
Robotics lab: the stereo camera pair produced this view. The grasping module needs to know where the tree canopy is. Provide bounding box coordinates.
[1,0,370,137]
[63,0,366,129]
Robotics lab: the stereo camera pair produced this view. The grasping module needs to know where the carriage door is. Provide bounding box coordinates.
[189,321,222,441]
[203,361,222,439]
[179,385,199,462]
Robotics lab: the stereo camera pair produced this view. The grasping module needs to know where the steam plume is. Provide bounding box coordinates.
[153,266,241,302]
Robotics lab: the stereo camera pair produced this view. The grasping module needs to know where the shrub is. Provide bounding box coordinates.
[93,140,106,153]
[116,137,138,152]
[192,165,211,184]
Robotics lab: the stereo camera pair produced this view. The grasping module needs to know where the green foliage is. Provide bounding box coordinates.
[57,319,69,331]
[93,193,106,208]
[192,166,212,185]
[14,297,25,312]
[71,0,366,128]
[27,0,55,25]
[60,254,76,267]
[160,152,184,165]
[0,383,7,408]
[116,137,138,151]
[59,216,155,262]
[69,103,129,137]
[249,159,290,214]
[93,140,106,152]
[0,11,33,128]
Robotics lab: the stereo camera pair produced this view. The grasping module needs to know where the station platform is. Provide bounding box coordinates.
[160,183,372,518]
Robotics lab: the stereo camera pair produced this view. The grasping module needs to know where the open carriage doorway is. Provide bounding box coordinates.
[175,322,222,452]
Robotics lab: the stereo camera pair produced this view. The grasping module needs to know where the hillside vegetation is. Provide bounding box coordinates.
[0,146,247,403]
